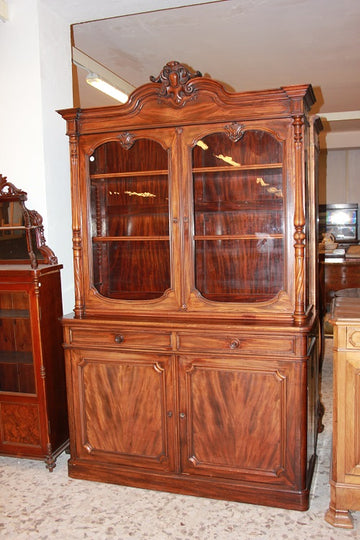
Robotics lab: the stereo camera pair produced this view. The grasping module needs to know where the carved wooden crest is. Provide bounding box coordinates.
[150,61,202,106]
[0,174,58,267]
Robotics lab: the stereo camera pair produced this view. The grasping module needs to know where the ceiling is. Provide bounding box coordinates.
[46,0,360,143]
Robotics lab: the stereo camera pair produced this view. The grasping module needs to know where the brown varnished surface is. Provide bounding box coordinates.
[63,315,317,509]
[0,266,68,468]
[1,402,41,446]
[60,62,321,508]
[179,355,297,482]
[73,351,174,471]
[326,298,360,529]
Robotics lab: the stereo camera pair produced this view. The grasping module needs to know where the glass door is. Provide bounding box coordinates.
[192,130,285,303]
[0,291,35,394]
[89,138,170,300]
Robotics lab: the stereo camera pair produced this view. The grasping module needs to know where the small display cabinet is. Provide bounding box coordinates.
[0,175,68,470]
[59,62,322,508]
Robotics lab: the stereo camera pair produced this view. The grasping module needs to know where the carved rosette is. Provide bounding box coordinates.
[224,122,245,142]
[118,132,135,150]
[150,61,202,106]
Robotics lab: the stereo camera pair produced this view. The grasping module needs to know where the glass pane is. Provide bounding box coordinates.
[195,239,284,302]
[0,291,35,394]
[90,139,170,300]
[92,241,170,299]
[193,131,284,302]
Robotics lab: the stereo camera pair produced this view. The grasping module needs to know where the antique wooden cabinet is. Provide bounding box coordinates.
[0,176,68,470]
[325,297,360,529]
[59,62,322,509]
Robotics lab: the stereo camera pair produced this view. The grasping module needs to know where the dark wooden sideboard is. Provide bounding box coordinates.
[320,259,360,311]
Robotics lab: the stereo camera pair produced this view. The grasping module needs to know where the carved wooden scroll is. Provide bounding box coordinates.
[150,61,202,106]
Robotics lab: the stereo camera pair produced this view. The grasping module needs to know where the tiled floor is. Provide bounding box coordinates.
[0,339,359,539]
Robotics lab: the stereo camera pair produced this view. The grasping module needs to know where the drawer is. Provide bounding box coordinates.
[177,333,296,356]
[68,327,172,350]
[347,327,360,349]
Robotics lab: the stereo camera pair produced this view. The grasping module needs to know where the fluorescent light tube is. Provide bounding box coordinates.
[86,72,129,104]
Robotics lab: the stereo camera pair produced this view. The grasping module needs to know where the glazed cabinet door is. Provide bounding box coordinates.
[178,354,303,488]
[181,122,294,316]
[79,128,182,316]
[0,290,35,394]
[0,287,43,453]
[67,349,177,472]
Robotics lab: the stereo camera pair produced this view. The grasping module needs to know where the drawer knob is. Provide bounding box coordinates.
[114,334,124,344]
[229,338,240,349]
[179,412,186,419]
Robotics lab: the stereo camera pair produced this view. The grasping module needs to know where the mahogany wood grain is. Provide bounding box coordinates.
[59,61,322,508]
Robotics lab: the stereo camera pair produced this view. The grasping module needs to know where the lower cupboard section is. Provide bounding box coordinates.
[64,329,319,511]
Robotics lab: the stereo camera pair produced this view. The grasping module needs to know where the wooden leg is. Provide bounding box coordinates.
[325,506,354,529]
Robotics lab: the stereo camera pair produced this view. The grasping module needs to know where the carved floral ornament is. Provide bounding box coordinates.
[118,132,135,150]
[150,61,202,106]
[224,122,245,142]
[0,174,27,199]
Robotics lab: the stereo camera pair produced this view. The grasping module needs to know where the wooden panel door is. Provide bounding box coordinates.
[68,349,176,472]
[342,350,360,483]
[178,354,303,488]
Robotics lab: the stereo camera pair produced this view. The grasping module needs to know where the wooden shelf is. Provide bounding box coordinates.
[90,170,168,179]
[92,236,169,242]
[192,163,283,173]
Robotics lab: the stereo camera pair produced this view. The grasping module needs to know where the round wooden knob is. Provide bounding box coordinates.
[229,339,240,349]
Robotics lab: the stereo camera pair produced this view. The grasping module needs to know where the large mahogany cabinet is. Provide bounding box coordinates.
[0,176,68,470]
[59,62,322,509]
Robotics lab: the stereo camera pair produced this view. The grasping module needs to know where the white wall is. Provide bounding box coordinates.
[319,147,360,239]
[0,0,74,312]
[319,148,360,205]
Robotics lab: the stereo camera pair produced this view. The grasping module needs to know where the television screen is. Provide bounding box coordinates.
[326,208,357,226]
